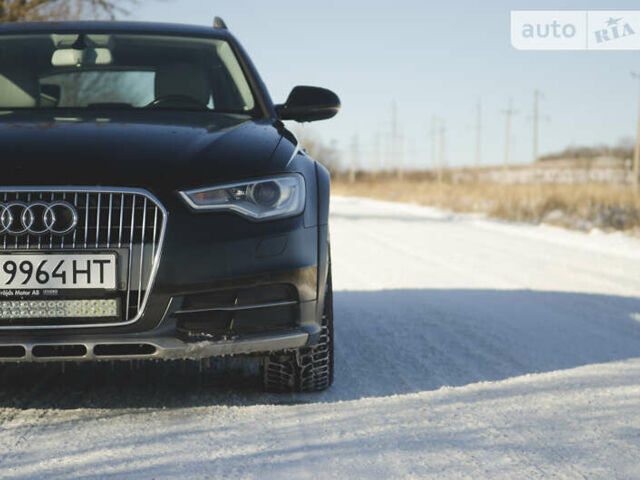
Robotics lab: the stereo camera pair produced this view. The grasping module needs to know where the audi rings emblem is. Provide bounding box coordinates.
[0,201,78,236]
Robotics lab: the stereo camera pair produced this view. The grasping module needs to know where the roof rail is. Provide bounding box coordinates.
[213,17,228,30]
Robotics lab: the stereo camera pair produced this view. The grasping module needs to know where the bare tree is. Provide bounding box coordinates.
[293,126,342,174]
[0,0,131,22]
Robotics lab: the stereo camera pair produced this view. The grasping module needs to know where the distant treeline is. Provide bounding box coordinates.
[540,145,633,162]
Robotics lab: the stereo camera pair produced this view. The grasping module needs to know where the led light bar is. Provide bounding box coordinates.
[0,299,119,319]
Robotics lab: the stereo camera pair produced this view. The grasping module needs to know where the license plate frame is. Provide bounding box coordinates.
[0,252,118,291]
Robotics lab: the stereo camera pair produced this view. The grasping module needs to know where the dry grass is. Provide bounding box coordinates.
[332,175,640,233]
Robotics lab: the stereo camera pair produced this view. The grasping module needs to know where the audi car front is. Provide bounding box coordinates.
[0,20,339,392]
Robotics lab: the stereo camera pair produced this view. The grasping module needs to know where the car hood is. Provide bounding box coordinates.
[0,111,289,192]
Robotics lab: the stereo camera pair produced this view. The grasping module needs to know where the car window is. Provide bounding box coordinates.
[0,33,255,113]
[42,71,156,108]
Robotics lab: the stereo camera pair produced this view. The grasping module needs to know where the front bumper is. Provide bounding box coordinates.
[0,185,329,359]
[0,265,323,362]
[0,328,309,363]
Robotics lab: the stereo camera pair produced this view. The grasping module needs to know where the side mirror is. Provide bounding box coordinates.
[276,86,340,122]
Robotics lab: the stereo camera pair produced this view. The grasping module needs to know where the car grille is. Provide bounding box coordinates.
[0,188,167,328]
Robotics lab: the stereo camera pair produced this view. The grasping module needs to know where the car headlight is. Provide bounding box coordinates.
[179,174,306,221]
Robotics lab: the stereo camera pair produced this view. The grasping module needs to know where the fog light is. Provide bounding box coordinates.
[0,299,118,318]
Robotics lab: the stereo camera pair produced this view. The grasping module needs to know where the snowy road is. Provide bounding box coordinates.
[1,196,640,479]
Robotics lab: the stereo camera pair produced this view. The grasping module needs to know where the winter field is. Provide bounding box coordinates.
[0,196,640,479]
[332,177,640,234]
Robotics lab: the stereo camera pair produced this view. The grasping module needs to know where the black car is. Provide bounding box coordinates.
[0,17,339,392]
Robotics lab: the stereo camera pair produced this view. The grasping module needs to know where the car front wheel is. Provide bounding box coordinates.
[262,257,334,393]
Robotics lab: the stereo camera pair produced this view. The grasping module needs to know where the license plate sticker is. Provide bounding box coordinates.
[0,254,117,290]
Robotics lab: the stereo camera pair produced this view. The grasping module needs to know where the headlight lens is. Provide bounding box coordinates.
[180,174,306,221]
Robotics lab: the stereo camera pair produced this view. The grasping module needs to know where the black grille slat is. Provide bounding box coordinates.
[95,193,101,248]
[0,189,166,328]
[107,193,113,247]
[126,195,136,320]
[138,197,147,312]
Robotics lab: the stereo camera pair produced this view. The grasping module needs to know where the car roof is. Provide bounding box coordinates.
[0,21,231,38]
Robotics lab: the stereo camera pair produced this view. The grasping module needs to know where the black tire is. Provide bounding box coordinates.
[262,258,334,393]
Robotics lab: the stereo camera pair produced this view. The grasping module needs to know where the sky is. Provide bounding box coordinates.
[130,0,640,170]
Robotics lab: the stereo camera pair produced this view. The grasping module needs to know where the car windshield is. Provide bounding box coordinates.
[0,33,256,113]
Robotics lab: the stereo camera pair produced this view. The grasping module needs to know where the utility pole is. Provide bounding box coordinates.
[349,134,358,184]
[532,90,540,163]
[632,72,640,191]
[373,132,381,171]
[390,100,404,179]
[475,99,482,170]
[391,101,397,172]
[430,116,438,176]
[329,138,339,173]
[438,120,446,184]
[530,90,550,164]
[398,132,404,180]
[502,98,518,181]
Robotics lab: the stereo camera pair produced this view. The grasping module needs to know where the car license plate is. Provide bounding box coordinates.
[0,254,117,290]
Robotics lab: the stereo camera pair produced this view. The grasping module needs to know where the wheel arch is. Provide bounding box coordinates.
[315,161,331,322]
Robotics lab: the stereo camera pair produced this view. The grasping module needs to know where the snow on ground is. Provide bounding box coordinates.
[1,196,640,479]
